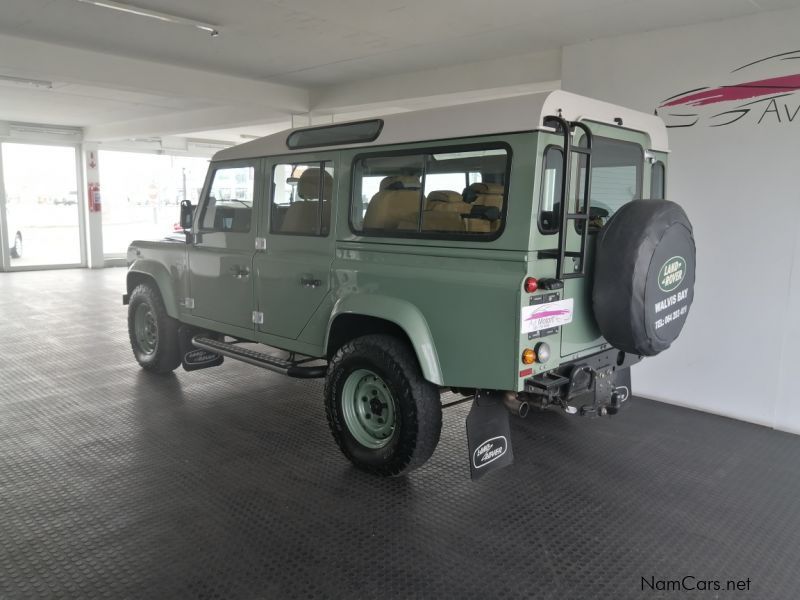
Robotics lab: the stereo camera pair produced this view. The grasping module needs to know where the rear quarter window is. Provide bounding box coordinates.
[350,144,511,240]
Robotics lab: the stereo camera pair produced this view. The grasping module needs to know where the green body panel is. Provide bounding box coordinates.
[325,291,444,385]
[126,125,666,393]
[126,241,188,319]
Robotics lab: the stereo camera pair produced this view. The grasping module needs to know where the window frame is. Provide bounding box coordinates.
[348,141,512,242]
[269,160,334,238]
[196,161,256,235]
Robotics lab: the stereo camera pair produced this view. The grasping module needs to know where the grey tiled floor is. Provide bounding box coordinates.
[1,267,798,599]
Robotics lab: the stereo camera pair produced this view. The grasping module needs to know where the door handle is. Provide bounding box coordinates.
[300,276,321,288]
[229,265,250,279]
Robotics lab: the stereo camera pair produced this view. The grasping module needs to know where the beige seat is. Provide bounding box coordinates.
[425,190,471,214]
[466,182,504,209]
[420,210,465,232]
[280,168,332,234]
[362,175,421,231]
[464,181,504,232]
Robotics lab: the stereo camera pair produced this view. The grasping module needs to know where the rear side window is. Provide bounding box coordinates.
[351,145,509,238]
[651,160,666,199]
[271,161,334,236]
[199,165,254,233]
[538,146,563,234]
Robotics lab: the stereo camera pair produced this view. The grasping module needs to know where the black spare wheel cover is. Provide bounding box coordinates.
[593,199,696,356]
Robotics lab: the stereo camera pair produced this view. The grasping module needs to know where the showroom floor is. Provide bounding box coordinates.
[1,268,798,599]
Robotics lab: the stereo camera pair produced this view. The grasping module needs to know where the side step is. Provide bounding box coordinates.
[191,336,327,379]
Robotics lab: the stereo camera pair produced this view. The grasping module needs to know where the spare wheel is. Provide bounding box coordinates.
[592,199,696,356]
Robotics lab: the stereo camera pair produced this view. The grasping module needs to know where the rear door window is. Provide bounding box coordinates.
[539,136,642,235]
[585,137,642,218]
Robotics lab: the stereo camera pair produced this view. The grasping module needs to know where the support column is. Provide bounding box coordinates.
[82,143,104,268]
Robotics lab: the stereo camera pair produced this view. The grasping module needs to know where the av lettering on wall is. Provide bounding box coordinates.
[657,50,800,128]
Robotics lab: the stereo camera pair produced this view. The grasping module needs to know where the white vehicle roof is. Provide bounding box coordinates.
[214,90,668,162]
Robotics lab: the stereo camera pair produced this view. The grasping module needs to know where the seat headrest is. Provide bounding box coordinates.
[468,182,504,195]
[427,190,463,203]
[463,181,504,203]
[379,175,421,190]
[297,168,333,200]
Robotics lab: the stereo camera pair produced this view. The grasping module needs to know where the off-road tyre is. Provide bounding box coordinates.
[593,199,696,356]
[325,334,442,476]
[127,283,181,374]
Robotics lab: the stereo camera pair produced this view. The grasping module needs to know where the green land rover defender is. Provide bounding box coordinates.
[123,91,696,479]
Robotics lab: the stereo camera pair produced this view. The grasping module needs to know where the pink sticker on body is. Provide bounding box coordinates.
[521,298,574,334]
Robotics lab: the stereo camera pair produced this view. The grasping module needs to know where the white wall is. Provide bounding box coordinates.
[562,8,800,432]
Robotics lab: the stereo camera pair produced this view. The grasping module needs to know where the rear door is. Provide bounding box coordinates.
[560,135,644,357]
[253,154,336,341]
[188,160,260,334]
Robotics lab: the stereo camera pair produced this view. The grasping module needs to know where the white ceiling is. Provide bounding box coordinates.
[0,0,797,142]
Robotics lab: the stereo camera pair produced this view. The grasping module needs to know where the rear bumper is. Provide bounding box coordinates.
[524,347,641,398]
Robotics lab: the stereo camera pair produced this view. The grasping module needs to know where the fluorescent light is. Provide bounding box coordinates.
[74,0,219,36]
[0,75,53,89]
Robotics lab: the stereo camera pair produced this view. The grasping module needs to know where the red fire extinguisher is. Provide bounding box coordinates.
[88,182,102,212]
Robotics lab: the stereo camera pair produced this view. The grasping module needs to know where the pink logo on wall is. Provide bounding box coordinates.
[657,50,800,128]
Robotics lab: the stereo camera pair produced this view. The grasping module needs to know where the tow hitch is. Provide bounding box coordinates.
[523,348,638,418]
[562,364,631,417]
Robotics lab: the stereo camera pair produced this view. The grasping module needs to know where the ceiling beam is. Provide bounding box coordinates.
[84,105,291,141]
[0,33,308,112]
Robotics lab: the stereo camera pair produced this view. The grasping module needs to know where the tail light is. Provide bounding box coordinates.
[522,348,536,364]
[524,277,538,293]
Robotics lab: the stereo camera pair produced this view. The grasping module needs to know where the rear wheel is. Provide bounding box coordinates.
[127,283,181,373]
[325,334,442,476]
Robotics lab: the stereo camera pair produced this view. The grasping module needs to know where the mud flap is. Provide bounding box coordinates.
[178,326,223,372]
[466,391,514,480]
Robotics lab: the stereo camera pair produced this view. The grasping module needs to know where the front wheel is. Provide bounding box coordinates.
[127,283,181,373]
[324,334,442,476]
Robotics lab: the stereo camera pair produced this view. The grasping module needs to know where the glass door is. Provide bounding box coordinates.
[99,150,209,257]
[1,143,84,269]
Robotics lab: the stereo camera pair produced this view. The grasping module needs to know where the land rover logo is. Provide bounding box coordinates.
[184,349,220,365]
[472,436,508,469]
[658,256,686,292]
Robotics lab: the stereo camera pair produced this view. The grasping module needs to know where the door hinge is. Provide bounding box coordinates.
[184,297,195,309]
[252,311,264,324]
[255,237,267,250]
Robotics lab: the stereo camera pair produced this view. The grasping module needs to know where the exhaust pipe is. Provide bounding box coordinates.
[503,392,529,418]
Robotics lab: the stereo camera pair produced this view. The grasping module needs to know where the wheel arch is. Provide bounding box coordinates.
[325,295,443,385]
[127,261,180,319]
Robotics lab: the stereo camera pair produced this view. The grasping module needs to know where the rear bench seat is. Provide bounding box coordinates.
[463,182,504,232]
[363,176,422,230]
[362,179,505,234]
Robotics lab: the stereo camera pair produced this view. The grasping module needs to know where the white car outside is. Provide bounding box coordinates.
[5,207,23,259]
